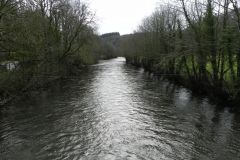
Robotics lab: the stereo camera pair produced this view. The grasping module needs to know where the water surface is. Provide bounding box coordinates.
[1,57,240,160]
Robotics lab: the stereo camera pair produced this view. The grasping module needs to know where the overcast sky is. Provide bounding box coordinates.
[88,0,159,35]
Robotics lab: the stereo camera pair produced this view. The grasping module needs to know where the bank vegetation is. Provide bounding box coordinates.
[121,0,240,107]
[0,0,115,104]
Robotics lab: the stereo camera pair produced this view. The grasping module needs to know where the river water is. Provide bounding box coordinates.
[1,57,240,160]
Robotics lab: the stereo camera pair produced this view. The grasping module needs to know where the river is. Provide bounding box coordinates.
[0,57,240,160]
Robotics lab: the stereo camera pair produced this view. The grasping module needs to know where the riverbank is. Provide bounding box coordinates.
[0,63,88,106]
[0,75,62,106]
[0,57,117,106]
[126,57,240,112]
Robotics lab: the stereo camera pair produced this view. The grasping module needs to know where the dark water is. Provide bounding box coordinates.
[1,58,240,160]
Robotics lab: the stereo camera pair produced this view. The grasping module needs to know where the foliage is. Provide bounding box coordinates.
[0,0,103,101]
[120,0,240,103]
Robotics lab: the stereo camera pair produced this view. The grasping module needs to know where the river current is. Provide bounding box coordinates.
[1,57,240,160]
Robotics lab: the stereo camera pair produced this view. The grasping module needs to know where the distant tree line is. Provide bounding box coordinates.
[0,0,114,104]
[121,0,240,105]
[99,32,121,59]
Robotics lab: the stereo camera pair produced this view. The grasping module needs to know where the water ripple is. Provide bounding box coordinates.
[0,58,240,160]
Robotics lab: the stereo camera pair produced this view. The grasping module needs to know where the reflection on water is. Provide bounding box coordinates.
[1,57,240,160]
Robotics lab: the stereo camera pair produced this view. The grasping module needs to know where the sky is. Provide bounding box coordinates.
[88,0,159,35]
